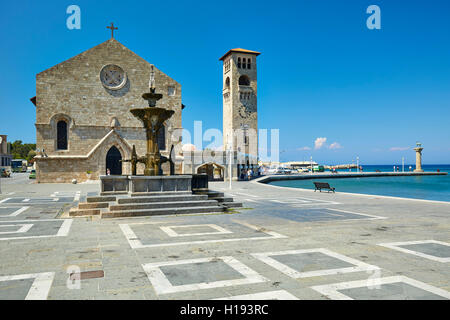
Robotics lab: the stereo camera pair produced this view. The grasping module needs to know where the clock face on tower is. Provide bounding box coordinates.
[100,64,127,90]
[238,105,250,119]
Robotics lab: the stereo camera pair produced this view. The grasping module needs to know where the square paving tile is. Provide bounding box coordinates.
[213,290,299,300]
[0,272,54,300]
[0,207,29,218]
[0,223,33,234]
[270,208,386,223]
[142,256,269,295]
[251,248,378,278]
[0,197,74,204]
[159,224,232,237]
[120,220,287,249]
[0,219,72,241]
[311,276,450,300]
[379,240,450,263]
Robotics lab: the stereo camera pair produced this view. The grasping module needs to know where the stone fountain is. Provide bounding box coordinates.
[69,66,244,217]
[100,65,193,195]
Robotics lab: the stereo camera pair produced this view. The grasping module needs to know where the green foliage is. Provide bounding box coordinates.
[9,140,36,162]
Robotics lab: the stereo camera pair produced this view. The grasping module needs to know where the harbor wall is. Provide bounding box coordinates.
[256,172,448,184]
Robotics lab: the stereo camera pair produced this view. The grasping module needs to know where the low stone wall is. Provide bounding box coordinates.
[35,156,104,183]
[100,175,193,195]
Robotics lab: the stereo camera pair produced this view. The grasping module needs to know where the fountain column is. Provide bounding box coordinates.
[128,65,174,176]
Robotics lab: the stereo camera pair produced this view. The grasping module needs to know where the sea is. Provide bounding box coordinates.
[268,164,450,202]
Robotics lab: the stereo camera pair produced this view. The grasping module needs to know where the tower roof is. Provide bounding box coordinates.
[219,48,261,61]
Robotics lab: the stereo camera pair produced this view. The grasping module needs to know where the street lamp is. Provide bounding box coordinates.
[227,134,232,190]
[0,136,2,194]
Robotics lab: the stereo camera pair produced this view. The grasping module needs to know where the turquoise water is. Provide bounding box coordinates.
[268,165,450,202]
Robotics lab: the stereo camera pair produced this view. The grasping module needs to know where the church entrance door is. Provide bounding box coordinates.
[106,146,122,175]
[197,163,224,181]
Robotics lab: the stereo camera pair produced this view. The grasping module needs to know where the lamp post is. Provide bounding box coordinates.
[0,136,2,194]
[227,133,232,190]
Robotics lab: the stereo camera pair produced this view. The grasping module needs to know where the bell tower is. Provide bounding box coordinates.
[220,48,260,157]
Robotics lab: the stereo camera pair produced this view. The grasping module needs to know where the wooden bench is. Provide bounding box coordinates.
[313,182,335,193]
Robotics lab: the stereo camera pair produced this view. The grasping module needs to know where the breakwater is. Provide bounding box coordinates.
[256,171,447,184]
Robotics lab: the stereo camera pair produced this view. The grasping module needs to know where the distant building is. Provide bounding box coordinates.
[0,135,12,168]
[282,161,318,169]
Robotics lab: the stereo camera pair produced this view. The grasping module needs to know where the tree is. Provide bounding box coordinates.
[9,140,36,160]
[27,150,37,163]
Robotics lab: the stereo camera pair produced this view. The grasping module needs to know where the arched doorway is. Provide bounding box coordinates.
[197,163,224,181]
[106,146,122,175]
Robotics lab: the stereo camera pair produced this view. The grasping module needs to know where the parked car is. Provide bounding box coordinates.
[29,169,36,179]
[266,167,278,174]
[275,167,292,174]
[0,168,11,178]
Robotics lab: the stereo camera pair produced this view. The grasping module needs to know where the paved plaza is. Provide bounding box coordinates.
[0,173,449,300]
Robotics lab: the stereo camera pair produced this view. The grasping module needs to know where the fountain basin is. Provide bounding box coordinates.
[100,175,193,195]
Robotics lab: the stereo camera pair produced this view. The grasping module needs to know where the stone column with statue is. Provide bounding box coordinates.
[413,142,424,172]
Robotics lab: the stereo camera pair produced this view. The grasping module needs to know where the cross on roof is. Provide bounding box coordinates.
[107,22,118,38]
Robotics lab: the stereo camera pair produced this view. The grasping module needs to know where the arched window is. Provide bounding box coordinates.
[237,57,241,68]
[225,77,230,89]
[238,75,250,86]
[247,58,251,69]
[242,58,246,69]
[158,124,166,150]
[57,120,68,150]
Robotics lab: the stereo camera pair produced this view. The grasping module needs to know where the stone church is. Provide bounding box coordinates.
[32,35,259,183]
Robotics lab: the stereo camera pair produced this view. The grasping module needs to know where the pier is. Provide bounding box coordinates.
[256,171,448,184]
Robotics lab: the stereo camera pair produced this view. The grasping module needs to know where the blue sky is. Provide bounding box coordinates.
[0,0,449,165]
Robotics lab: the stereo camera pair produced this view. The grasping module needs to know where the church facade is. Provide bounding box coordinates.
[32,39,183,183]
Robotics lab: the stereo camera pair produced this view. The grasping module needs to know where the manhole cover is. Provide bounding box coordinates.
[70,270,104,280]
